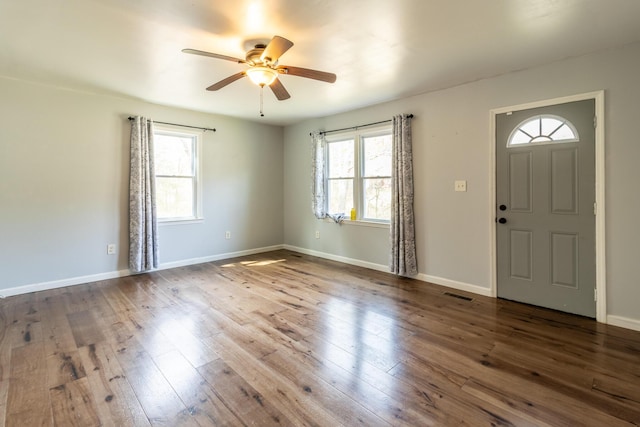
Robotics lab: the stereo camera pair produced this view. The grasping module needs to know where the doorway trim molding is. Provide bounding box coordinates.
[489,91,606,323]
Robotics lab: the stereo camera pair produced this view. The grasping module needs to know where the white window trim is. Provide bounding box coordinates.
[325,124,392,223]
[153,124,204,223]
[322,217,389,228]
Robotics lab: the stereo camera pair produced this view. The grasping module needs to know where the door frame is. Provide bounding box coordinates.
[489,91,606,322]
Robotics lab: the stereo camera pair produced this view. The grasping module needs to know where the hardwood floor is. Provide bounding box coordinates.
[1,249,639,426]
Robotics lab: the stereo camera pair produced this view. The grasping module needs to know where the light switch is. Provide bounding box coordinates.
[455,180,467,192]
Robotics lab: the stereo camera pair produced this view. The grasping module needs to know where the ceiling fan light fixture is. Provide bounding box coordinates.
[246,67,278,86]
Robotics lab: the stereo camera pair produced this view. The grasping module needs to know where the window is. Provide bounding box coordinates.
[153,125,202,221]
[326,127,392,222]
[507,114,579,147]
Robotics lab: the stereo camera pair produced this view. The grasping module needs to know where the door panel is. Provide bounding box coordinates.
[550,148,578,214]
[510,229,533,280]
[550,232,578,288]
[496,99,596,317]
[509,151,533,212]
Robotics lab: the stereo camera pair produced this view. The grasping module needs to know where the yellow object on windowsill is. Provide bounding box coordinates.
[350,208,356,221]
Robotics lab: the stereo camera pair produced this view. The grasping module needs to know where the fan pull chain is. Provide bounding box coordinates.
[259,84,265,117]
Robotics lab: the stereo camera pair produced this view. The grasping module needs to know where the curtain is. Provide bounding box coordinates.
[390,114,418,275]
[129,116,158,273]
[311,130,327,219]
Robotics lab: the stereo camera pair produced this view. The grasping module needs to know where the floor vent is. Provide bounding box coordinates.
[443,292,473,301]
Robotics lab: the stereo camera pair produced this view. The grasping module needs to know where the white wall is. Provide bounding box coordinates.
[283,42,640,327]
[0,77,284,293]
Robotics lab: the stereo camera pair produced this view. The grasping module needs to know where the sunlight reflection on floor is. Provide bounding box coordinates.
[222,259,286,268]
[323,298,398,394]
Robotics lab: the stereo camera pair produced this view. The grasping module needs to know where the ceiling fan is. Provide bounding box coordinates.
[182,35,337,102]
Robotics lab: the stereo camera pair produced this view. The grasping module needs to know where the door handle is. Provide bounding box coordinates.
[498,218,507,224]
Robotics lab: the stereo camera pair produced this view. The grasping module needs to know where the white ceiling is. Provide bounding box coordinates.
[2,0,640,125]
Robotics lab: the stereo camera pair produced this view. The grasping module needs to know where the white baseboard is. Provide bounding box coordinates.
[282,245,390,273]
[283,245,492,297]
[416,273,493,297]
[0,269,131,298]
[0,244,285,298]
[607,315,640,332]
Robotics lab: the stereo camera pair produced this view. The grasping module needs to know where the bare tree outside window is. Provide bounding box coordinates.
[362,134,392,220]
[154,129,200,220]
[325,128,392,222]
[327,139,354,215]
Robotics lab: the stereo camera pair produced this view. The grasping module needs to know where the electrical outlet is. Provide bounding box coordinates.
[315,231,320,239]
[454,180,467,192]
[225,231,231,239]
[107,244,116,255]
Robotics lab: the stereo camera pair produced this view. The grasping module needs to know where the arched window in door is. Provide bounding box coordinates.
[507,114,579,147]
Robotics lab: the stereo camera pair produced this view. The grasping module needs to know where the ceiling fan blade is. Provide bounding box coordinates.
[206,72,246,91]
[278,66,336,83]
[260,36,294,63]
[269,78,291,100]
[182,48,245,64]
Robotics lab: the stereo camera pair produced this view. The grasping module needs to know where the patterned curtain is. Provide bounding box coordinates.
[390,114,418,275]
[311,130,327,219]
[129,116,158,273]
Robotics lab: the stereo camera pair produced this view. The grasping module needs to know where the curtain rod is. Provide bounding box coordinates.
[310,114,413,136]
[128,117,216,132]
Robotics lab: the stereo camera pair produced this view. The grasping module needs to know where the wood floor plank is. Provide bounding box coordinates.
[461,377,634,426]
[461,350,639,425]
[8,318,43,348]
[261,348,397,426]
[113,333,199,426]
[49,377,101,426]
[592,373,640,416]
[78,342,151,427]
[46,348,87,389]
[154,350,244,427]
[197,359,293,427]
[6,341,52,426]
[67,309,106,348]
[207,329,345,426]
[390,356,544,426]
[0,303,10,427]
[1,249,639,425]
[155,324,221,369]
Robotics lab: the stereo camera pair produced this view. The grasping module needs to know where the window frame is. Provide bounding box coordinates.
[507,114,580,147]
[153,124,203,223]
[324,124,392,224]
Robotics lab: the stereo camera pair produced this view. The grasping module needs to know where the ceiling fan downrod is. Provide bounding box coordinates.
[259,84,265,117]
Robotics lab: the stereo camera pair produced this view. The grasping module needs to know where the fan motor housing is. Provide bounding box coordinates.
[246,45,266,66]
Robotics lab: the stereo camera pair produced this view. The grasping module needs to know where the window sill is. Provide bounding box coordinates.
[159,218,204,226]
[323,218,389,229]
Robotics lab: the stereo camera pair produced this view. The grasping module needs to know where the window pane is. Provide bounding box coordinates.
[363,134,392,177]
[155,134,194,176]
[363,178,391,220]
[328,139,354,178]
[551,123,577,140]
[540,117,564,136]
[519,118,539,138]
[327,178,353,215]
[510,130,531,145]
[156,177,194,218]
[508,115,579,147]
